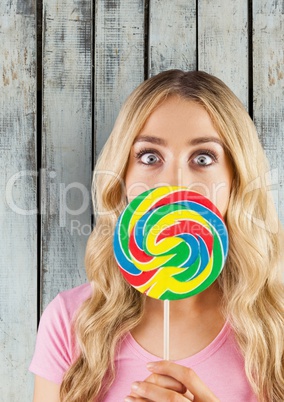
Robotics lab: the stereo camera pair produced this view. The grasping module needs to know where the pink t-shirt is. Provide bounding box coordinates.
[29,283,258,402]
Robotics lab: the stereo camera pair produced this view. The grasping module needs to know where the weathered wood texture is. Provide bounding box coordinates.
[253,0,284,224]
[149,0,197,76]
[1,1,284,401]
[95,0,145,158]
[198,0,249,107]
[0,1,37,400]
[41,0,93,309]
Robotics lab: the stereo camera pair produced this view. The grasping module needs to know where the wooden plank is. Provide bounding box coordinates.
[198,0,249,108]
[253,0,284,225]
[95,0,145,157]
[0,1,37,400]
[149,0,196,77]
[41,0,92,309]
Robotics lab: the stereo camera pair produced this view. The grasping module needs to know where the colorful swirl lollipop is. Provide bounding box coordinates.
[113,186,229,300]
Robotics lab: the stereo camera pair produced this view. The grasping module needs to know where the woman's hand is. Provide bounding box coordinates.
[125,360,220,402]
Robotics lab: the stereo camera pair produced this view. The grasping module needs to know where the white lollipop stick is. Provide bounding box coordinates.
[163,299,170,360]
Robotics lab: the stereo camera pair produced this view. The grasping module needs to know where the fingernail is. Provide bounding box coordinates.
[131,381,140,391]
[124,398,134,402]
[147,362,156,370]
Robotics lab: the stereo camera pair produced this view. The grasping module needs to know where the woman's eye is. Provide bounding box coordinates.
[140,153,160,165]
[193,153,215,166]
[135,149,161,165]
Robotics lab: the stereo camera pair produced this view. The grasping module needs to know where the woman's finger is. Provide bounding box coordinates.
[144,373,194,400]
[147,361,219,402]
[125,380,190,402]
[127,372,193,400]
[128,372,186,396]
[145,372,187,393]
[124,396,151,402]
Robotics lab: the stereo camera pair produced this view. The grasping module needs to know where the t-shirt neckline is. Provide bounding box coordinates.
[125,320,231,367]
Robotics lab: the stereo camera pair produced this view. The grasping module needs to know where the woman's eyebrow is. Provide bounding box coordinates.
[190,137,224,147]
[133,135,166,146]
[133,135,224,148]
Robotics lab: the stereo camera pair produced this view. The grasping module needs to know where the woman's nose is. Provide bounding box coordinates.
[154,165,206,196]
[155,165,190,188]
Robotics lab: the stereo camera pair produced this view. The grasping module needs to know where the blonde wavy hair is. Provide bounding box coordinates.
[60,70,284,401]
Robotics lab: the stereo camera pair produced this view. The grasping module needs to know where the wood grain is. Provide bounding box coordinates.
[253,0,284,225]
[1,1,284,400]
[198,0,249,108]
[41,0,92,309]
[94,0,145,158]
[149,0,196,76]
[0,0,37,400]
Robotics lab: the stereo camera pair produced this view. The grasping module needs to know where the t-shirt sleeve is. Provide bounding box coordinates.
[29,293,76,384]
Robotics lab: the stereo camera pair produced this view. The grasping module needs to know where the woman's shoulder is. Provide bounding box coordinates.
[29,283,92,382]
[57,282,92,305]
[44,282,92,322]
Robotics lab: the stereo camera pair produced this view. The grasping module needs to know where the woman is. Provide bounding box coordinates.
[30,70,284,402]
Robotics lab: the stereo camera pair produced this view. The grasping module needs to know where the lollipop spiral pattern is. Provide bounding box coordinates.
[113,186,229,300]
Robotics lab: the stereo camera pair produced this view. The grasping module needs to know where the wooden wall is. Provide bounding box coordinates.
[0,0,283,400]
